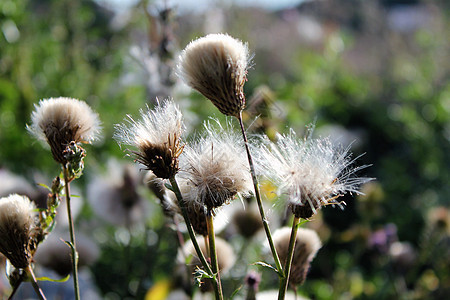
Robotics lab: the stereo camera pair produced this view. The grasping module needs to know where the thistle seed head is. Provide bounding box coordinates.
[114,99,184,179]
[28,97,101,164]
[0,194,36,269]
[256,130,371,219]
[177,33,249,117]
[179,120,252,212]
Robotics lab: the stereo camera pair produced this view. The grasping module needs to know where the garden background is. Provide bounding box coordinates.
[0,0,449,299]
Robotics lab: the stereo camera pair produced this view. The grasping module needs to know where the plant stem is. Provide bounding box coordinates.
[62,165,80,300]
[206,209,224,300]
[27,265,47,300]
[278,216,300,300]
[169,177,218,279]
[237,112,284,276]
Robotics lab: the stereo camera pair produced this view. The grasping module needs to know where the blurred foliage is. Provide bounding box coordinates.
[0,0,449,299]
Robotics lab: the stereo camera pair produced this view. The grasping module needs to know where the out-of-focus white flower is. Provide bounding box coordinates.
[87,160,148,228]
[273,227,322,286]
[256,290,309,300]
[34,231,100,277]
[179,120,252,212]
[28,97,101,164]
[114,99,184,179]
[0,194,36,268]
[257,130,371,219]
[177,33,249,117]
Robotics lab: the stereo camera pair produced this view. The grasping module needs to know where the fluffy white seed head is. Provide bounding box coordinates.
[114,99,184,179]
[273,227,322,285]
[179,120,252,211]
[257,130,371,219]
[28,97,101,164]
[0,194,36,268]
[177,33,249,117]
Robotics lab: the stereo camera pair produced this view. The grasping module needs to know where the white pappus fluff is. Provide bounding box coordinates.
[179,120,253,211]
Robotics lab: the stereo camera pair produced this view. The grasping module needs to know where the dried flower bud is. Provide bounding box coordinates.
[273,227,322,286]
[0,194,36,269]
[178,33,249,117]
[28,97,101,165]
[114,99,184,179]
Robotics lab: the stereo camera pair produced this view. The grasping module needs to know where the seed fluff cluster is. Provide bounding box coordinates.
[257,129,370,219]
[179,120,252,212]
[0,194,37,269]
[28,97,101,164]
[114,99,184,179]
[177,33,249,117]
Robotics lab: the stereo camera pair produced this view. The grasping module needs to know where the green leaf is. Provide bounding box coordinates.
[36,274,70,283]
[252,261,279,275]
[230,285,243,299]
[193,267,213,287]
[37,183,51,191]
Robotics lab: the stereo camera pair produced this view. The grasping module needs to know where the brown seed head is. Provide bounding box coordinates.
[178,33,249,117]
[28,97,101,164]
[0,194,36,269]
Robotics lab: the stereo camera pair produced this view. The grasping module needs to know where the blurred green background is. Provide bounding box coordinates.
[0,0,449,299]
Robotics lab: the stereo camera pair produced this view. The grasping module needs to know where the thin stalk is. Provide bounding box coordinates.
[27,265,46,300]
[168,177,215,278]
[278,216,300,300]
[62,166,80,300]
[8,277,23,300]
[237,112,284,276]
[206,209,224,300]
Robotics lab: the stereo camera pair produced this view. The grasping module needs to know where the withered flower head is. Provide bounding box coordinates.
[28,97,101,164]
[257,130,371,219]
[273,227,322,286]
[114,99,184,179]
[0,194,36,269]
[177,33,249,117]
[179,120,252,212]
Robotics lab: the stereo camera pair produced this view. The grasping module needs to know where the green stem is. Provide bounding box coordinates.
[237,112,284,277]
[62,166,80,300]
[27,265,46,300]
[169,177,217,279]
[206,209,224,300]
[278,216,300,300]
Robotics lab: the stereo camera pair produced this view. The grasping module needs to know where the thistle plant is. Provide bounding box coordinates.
[28,97,101,300]
[177,33,371,299]
[114,99,222,297]
[257,130,371,298]
[177,33,285,282]
[177,120,252,298]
